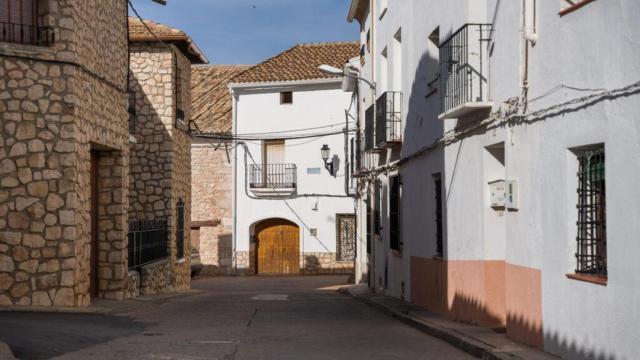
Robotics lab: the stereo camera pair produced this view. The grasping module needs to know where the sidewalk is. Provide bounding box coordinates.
[340,284,558,360]
[0,289,203,316]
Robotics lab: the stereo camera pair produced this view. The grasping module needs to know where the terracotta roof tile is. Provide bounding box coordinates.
[231,41,359,84]
[191,65,252,134]
[128,17,207,64]
[129,17,187,41]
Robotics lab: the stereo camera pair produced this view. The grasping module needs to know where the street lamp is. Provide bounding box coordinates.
[320,144,334,176]
[318,64,375,90]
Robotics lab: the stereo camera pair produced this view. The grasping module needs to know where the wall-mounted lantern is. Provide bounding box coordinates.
[321,144,335,176]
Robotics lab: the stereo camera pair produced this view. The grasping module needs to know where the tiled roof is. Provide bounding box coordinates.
[231,41,359,84]
[129,17,187,41]
[191,65,252,134]
[128,17,207,64]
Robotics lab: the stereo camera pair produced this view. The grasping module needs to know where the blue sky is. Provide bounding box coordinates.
[130,0,359,65]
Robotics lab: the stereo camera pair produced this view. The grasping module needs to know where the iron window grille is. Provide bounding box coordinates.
[128,219,168,269]
[249,163,297,189]
[176,199,185,260]
[389,175,401,252]
[434,173,443,256]
[439,23,492,113]
[0,0,54,46]
[375,91,402,147]
[374,180,381,236]
[575,149,606,276]
[336,215,356,261]
[366,194,372,254]
[364,105,376,153]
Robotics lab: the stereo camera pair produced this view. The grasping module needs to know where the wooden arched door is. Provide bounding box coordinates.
[255,219,300,275]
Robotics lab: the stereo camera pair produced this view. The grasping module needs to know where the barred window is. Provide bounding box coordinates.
[0,0,52,46]
[366,194,372,254]
[374,180,381,236]
[176,199,185,260]
[389,175,401,252]
[575,148,606,276]
[433,173,443,257]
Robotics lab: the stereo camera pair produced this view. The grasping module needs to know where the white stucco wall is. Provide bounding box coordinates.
[354,0,640,358]
[232,81,356,262]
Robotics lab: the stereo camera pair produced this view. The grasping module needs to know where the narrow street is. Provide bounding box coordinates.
[0,276,472,360]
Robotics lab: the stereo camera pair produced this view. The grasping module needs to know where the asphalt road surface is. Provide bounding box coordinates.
[0,276,473,360]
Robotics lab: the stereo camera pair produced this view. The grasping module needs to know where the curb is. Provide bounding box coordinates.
[0,341,16,360]
[339,287,528,360]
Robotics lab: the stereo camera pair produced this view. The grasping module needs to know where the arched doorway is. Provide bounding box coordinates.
[255,218,300,275]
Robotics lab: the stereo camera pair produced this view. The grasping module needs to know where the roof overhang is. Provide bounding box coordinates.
[347,0,369,25]
[228,78,343,92]
[130,36,208,64]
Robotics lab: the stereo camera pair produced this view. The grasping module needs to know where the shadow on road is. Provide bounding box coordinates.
[0,312,149,360]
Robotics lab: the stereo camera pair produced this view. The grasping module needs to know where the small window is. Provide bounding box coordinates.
[575,147,606,276]
[366,194,372,254]
[374,180,381,236]
[433,173,443,257]
[176,199,185,260]
[280,91,293,104]
[366,30,371,53]
[560,0,595,16]
[389,175,401,252]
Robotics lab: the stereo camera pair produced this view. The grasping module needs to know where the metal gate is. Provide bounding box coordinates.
[336,214,356,261]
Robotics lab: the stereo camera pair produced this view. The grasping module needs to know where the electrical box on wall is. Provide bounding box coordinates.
[489,180,506,209]
[506,180,518,210]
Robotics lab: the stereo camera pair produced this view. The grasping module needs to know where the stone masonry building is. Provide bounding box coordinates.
[0,4,206,307]
[190,65,249,275]
[127,18,207,295]
[0,0,130,306]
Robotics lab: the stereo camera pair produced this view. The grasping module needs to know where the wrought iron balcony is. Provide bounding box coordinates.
[0,22,54,47]
[250,163,297,195]
[375,91,402,148]
[439,24,492,119]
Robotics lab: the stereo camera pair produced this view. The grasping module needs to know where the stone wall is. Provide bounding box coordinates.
[0,1,129,306]
[301,252,354,275]
[230,250,353,276]
[191,142,233,275]
[128,44,192,295]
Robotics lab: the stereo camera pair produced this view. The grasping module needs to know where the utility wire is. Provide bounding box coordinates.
[359,79,640,181]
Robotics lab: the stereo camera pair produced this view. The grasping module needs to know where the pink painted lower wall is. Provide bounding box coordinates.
[410,257,543,349]
[505,262,543,349]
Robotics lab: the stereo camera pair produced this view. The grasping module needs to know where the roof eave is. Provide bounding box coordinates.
[347,0,368,24]
[228,78,343,91]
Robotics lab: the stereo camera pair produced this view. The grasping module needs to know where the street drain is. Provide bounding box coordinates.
[252,294,289,301]
[191,340,239,345]
[142,332,164,337]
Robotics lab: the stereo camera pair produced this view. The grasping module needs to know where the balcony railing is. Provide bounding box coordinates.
[439,24,492,119]
[0,22,54,47]
[375,91,402,148]
[128,220,168,269]
[250,164,297,190]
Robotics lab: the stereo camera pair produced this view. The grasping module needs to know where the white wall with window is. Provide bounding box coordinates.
[348,0,640,358]
[231,81,356,275]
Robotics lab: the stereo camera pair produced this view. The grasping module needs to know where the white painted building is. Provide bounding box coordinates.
[225,42,359,276]
[347,0,640,358]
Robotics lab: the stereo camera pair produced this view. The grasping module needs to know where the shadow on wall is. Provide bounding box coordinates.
[403,30,625,360]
